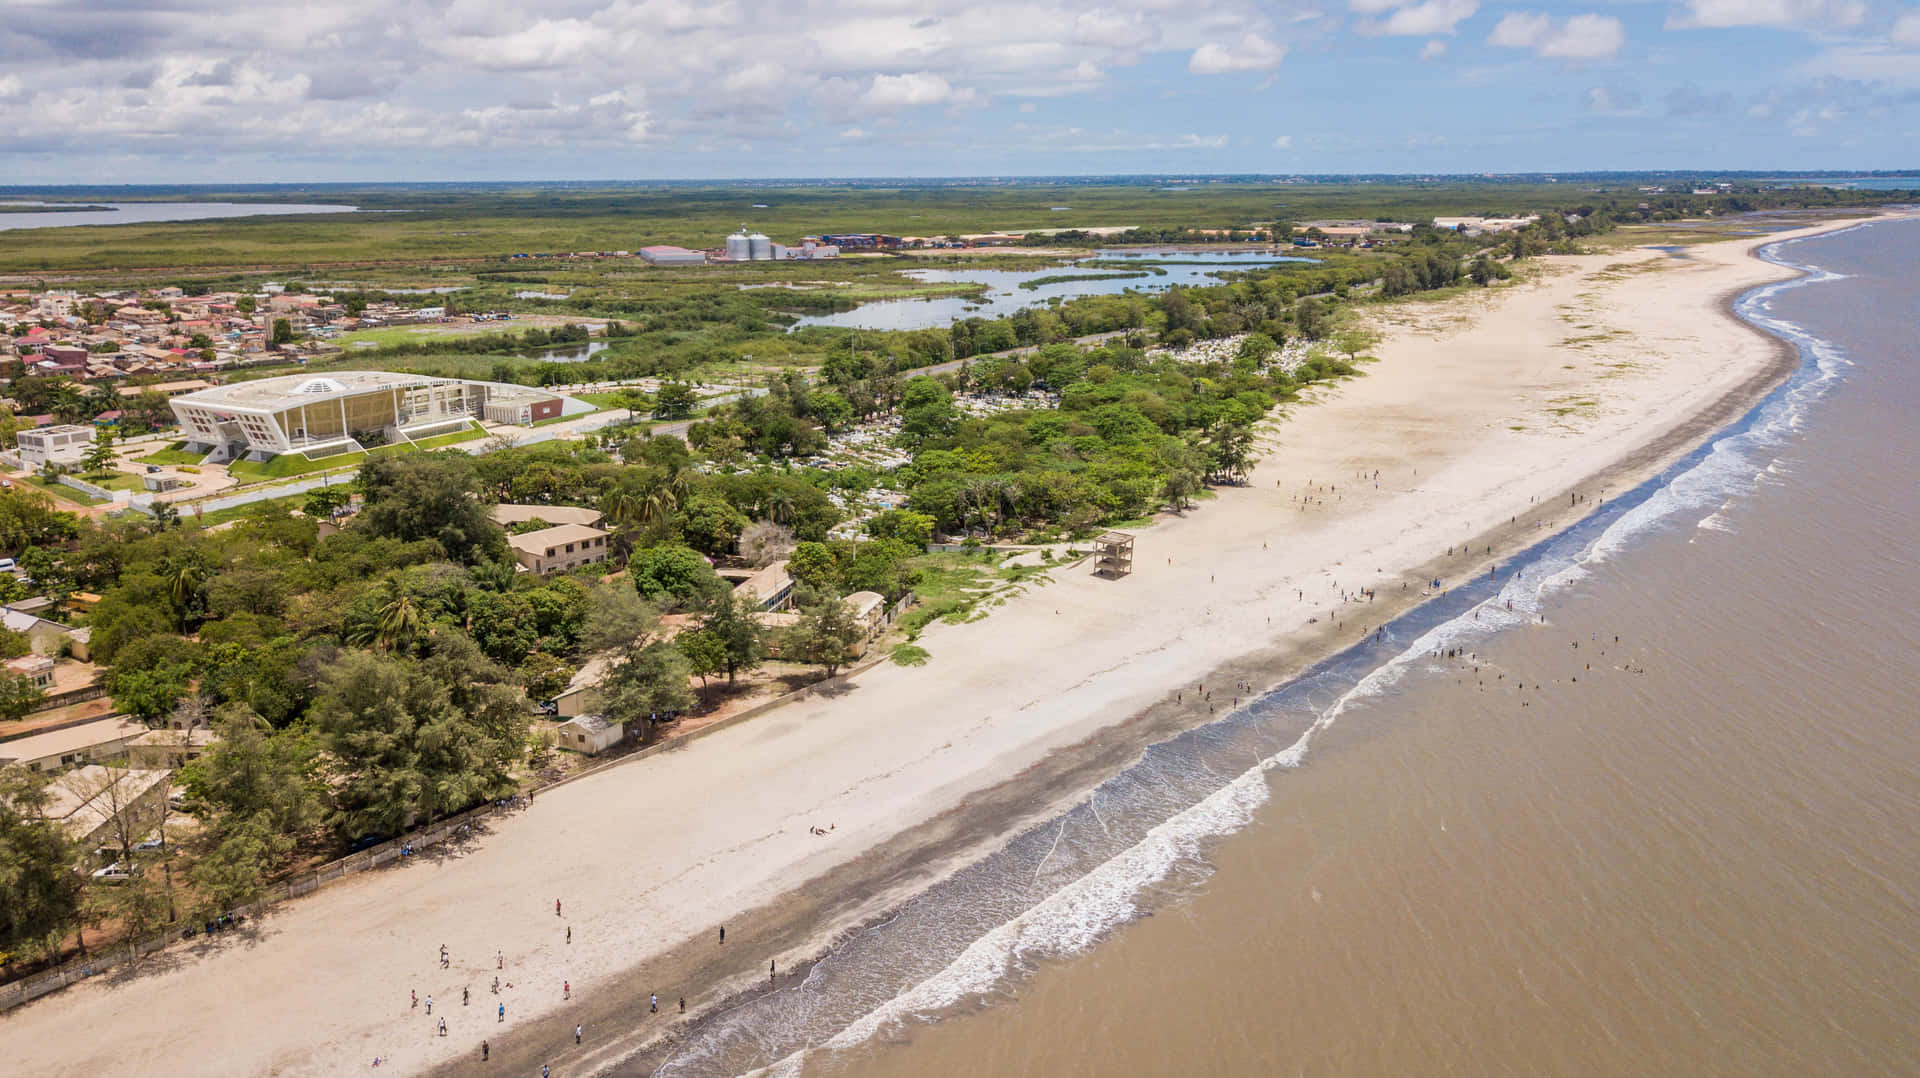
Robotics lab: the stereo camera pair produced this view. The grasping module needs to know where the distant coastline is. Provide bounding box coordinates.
[0,203,113,213]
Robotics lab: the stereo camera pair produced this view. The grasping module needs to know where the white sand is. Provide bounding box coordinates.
[0,218,1887,1075]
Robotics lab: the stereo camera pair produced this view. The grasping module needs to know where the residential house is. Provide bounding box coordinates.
[508,523,611,576]
[0,716,149,773]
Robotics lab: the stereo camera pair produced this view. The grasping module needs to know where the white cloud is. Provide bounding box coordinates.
[1363,0,1479,36]
[1420,38,1448,58]
[1272,134,1293,148]
[1798,44,1920,87]
[1892,12,1920,45]
[1189,34,1290,73]
[860,72,960,108]
[1668,0,1866,30]
[1488,12,1551,48]
[1489,12,1624,58]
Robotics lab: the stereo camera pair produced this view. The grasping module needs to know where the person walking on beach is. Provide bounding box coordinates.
[440,943,449,968]
[566,926,571,945]
[556,898,563,918]
[650,993,658,1014]
[718,926,725,944]
[498,1002,505,1022]
[564,980,570,1000]
[438,1017,447,1037]
[481,1040,488,1062]
[542,1066,550,1078]
[575,1023,583,1044]
[426,995,433,1015]
[679,997,685,1014]
[411,989,418,1009]
[463,986,470,1006]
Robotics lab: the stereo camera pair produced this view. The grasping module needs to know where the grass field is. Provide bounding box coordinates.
[0,181,1653,275]
[24,476,108,506]
[137,444,207,466]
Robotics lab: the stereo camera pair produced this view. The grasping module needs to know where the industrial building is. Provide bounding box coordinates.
[481,385,564,426]
[726,227,775,261]
[640,245,707,266]
[170,372,488,461]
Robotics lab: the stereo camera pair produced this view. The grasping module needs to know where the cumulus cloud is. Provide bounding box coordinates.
[1361,0,1479,36]
[0,0,1332,164]
[1272,134,1293,148]
[1419,38,1449,59]
[1189,34,1289,73]
[1667,0,1866,30]
[1893,11,1920,45]
[1488,12,1625,59]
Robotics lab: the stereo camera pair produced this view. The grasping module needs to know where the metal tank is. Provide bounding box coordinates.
[748,231,773,261]
[725,227,753,262]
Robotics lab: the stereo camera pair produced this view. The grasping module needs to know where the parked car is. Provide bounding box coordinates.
[91,863,133,883]
[133,838,165,852]
[0,558,16,573]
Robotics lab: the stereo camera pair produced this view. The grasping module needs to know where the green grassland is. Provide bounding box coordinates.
[0,181,1639,275]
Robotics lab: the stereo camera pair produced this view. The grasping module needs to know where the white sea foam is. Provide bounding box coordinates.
[709,221,1871,1078]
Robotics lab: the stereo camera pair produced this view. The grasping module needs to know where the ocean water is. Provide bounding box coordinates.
[646,217,1920,1077]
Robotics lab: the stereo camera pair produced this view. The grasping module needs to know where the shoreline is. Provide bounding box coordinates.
[0,214,1887,1078]
[471,220,1848,1077]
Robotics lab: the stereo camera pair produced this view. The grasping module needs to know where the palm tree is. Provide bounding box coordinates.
[349,580,425,654]
[169,563,204,631]
[375,588,425,654]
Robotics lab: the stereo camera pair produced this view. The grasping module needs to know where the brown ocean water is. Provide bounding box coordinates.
[797,222,1920,1078]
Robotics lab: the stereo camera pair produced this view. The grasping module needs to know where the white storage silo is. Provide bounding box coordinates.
[748,231,773,261]
[725,227,753,262]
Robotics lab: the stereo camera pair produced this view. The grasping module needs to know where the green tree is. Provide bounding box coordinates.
[864,509,935,549]
[785,541,839,592]
[0,671,47,722]
[106,662,193,722]
[356,454,504,565]
[784,590,861,677]
[654,382,697,419]
[676,493,750,557]
[676,628,726,704]
[81,428,116,476]
[179,705,319,838]
[627,545,726,610]
[271,318,294,345]
[1331,326,1381,363]
[189,812,292,918]
[517,651,575,703]
[303,484,350,519]
[235,294,257,316]
[311,641,526,839]
[899,377,957,443]
[596,641,692,731]
[0,766,83,961]
[697,590,766,686]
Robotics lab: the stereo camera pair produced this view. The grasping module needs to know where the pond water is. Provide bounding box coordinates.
[519,341,609,363]
[788,248,1316,332]
[0,201,358,232]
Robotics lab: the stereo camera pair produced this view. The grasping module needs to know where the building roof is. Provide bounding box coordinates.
[507,523,609,556]
[40,765,170,838]
[491,504,604,528]
[843,591,885,618]
[0,717,149,768]
[170,370,463,413]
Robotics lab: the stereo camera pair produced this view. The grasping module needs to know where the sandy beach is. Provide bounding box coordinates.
[0,216,1885,1077]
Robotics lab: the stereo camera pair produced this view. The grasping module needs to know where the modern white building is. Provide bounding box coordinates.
[16,424,95,470]
[170,372,487,461]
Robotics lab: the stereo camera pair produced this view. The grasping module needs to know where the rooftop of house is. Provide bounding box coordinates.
[490,504,604,528]
[0,716,149,768]
[507,523,609,556]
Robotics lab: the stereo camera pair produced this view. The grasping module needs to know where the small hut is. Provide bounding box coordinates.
[1092,531,1135,578]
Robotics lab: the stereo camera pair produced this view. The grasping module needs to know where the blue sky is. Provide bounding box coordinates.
[1,0,1916,181]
